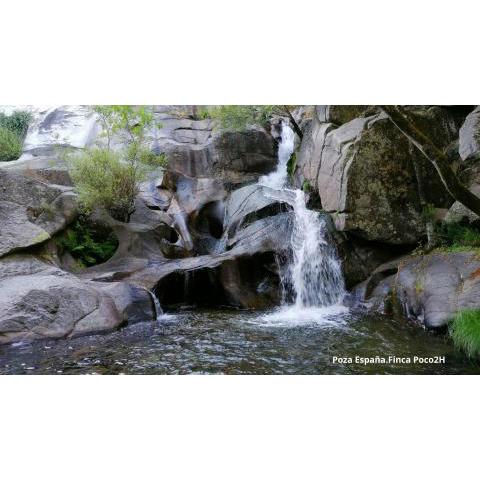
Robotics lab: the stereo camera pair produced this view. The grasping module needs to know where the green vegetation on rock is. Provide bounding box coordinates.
[57,218,118,267]
[449,309,480,357]
[68,106,167,222]
[209,105,303,138]
[0,127,22,161]
[0,110,31,139]
[287,152,297,178]
[0,110,31,161]
[435,222,480,252]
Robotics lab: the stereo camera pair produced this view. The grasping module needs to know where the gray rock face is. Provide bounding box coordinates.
[0,255,133,344]
[294,117,334,189]
[359,252,480,328]
[0,156,72,186]
[459,106,480,160]
[165,127,277,184]
[224,183,295,235]
[296,107,457,244]
[0,170,77,258]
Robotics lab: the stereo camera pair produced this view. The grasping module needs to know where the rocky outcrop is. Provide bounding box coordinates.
[357,252,480,328]
[0,255,155,344]
[296,106,457,245]
[165,127,278,184]
[0,169,77,258]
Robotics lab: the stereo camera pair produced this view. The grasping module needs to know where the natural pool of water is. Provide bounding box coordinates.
[0,307,478,374]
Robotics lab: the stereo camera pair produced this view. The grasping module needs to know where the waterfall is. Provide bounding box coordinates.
[259,121,295,190]
[262,121,345,312]
[149,291,164,321]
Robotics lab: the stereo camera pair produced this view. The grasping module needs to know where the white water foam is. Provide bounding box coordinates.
[250,305,349,328]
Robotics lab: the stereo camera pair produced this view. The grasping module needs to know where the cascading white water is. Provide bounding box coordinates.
[260,121,345,316]
[289,189,345,307]
[259,121,295,190]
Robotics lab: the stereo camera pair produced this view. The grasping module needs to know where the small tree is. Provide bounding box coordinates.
[69,105,167,222]
[209,105,303,139]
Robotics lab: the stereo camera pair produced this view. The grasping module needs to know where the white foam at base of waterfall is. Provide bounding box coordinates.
[250,305,349,328]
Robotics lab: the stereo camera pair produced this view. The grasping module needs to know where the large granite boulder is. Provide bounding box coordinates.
[0,255,156,344]
[0,170,77,258]
[296,106,457,244]
[165,127,278,183]
[358,252,480,328]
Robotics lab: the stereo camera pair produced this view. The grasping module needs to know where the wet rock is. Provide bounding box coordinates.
[224,183,295,235]
[360,252,480,328]
[0,255,125,344]
[95,282,155,325]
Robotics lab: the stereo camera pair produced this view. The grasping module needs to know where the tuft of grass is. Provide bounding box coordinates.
[434,222,480,253]
[302,179,312,193]
[449,309,480,358]
[0,127,22,161]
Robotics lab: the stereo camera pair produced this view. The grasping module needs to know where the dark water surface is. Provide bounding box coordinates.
[1,307,478,374]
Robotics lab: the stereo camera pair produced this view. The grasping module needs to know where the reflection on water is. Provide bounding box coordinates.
[0,308,479,374]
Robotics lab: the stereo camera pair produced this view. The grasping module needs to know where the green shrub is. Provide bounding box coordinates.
[68,145,165,222]
[210,105,276,131]
[435,222,480,251]
[57,218,118,267]
[0,127,22,161]
[0,110,31,139]
[68,106,167,222]
[68,148,137,222]
[449,309,480,357]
